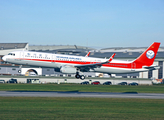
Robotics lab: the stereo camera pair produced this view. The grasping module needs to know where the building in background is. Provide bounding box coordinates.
[0,43,164,79]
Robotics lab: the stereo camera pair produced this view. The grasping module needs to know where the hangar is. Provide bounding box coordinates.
[0,43,164,79]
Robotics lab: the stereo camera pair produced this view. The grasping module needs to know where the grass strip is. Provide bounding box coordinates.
[0,97,164,120]
[0,84,164,93]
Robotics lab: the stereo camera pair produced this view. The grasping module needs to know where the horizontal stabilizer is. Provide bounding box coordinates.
[143,65,160,70]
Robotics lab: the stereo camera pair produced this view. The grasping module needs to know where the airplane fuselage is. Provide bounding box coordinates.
[3,50,147,74]
[2,42,160,79]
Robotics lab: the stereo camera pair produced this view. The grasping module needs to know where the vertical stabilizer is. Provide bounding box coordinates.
[133,42,160,66]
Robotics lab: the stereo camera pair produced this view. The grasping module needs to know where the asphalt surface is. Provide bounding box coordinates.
[0,91,164,99]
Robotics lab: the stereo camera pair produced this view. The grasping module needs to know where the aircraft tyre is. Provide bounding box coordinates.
[80,75,85,80]
[18,70,21,73]
[75,74,80,79]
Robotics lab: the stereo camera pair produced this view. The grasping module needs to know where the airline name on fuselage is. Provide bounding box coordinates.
[56,56,82,60]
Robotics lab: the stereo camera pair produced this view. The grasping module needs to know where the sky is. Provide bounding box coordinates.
[0,0,164,48]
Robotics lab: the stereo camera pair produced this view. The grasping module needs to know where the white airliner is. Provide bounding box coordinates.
[2,42,160,80]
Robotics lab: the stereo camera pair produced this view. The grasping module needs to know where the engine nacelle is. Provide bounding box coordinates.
[60,66,76,74]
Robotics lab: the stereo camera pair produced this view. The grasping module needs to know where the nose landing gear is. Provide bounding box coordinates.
[18,65,22,73]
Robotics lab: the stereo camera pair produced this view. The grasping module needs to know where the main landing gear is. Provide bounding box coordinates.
[75,71,85,80]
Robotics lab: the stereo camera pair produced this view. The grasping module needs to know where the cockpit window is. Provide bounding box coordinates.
[8,53,15,56]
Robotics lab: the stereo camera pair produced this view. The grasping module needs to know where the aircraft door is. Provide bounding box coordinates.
[51,55,55,63]
[131,63,136,71]
[20,51,24,60]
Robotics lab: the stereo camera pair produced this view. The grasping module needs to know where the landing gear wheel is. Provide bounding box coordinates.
[75,71,81,79]
[80,75,85,80]
[75,74,80,79]
[18,70,21,73]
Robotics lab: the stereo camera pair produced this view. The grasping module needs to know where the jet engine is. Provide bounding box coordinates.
[60,65,76,74]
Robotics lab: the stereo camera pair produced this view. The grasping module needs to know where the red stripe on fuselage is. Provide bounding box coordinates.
[15,58,142,69]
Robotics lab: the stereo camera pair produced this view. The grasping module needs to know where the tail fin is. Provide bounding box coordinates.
[133,42,160,66]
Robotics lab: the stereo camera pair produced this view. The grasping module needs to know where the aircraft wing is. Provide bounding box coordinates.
[85,52,91,57]
[74,53,116,72]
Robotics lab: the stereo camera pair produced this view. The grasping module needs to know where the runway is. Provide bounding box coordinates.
[0,91,164,99]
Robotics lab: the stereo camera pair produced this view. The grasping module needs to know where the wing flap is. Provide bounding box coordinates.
[74,53,116,72]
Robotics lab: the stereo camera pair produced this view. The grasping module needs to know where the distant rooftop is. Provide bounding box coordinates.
[100,47,164,52]
[29,45,95,51]
[0,43,163,59]
[0,43,28,50]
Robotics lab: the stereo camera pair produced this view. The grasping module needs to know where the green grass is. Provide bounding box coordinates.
[0,97,164,120]
[0,84,164,119]
[0,83,164,93]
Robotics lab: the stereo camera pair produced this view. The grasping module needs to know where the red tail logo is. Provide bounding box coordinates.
[133,42,160,66]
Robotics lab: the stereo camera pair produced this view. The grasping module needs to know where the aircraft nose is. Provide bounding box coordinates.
[2,56,6,61]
